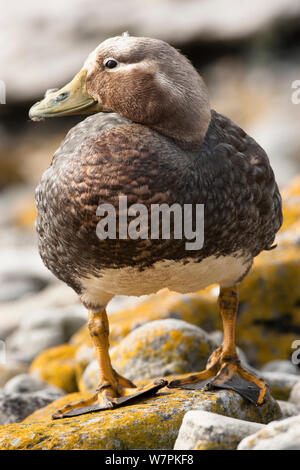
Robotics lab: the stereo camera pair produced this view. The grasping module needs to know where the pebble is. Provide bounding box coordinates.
[174,410,264,450]
[238,415,300,450]
[0,388,64,425]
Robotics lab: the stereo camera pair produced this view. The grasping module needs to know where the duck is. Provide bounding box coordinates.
[29,34,282,419]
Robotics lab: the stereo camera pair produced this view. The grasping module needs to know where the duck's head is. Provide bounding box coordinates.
[29,34,211,145]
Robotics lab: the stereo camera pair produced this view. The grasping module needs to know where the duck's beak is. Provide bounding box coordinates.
[29,69,106,120]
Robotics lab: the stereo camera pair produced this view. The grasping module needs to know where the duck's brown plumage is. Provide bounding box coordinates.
[36,109,282,306]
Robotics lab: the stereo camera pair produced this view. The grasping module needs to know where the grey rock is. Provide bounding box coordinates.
[3,373,63,395]
[82,319,217,388]
[0,388,64,424]
[0,275,47,303]
[290,381,300,405]
[261,360,300,375]
[5,307,87,363]
[277,400,300,418]
[0,362,28,388]
[259,371,300,401]
[174,410,264,450]
[238,415,300,450]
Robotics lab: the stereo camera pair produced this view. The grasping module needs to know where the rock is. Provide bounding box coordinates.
[80,319,216,390]
[29,344,78,393]
[0,275,47,303]
[261,360,300,375]
[0,362,28,388]
[277,400,300,418]
[238,415,300,450]
[6,326,65,364]
[174,410,263,450]
[71,288,220,352]
[0,387,281,450]
[0,283,81,340]
[289,381,300,405]
[3,373,63,395]
[5,307,86,363]
[237,243,300,367]
[259,371,300,401]
[0,389,64,425]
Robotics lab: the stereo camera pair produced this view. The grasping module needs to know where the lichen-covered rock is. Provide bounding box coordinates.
[80,319,216,391]
[0,387,281,450]
[29,344,78,393]
[238,415,300,450]
[71,289,220,352]
[237,243,300,366]
[0,389,64,425]
[174,410,263,450]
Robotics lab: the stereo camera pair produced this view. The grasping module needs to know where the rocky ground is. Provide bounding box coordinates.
[0,176,299,449]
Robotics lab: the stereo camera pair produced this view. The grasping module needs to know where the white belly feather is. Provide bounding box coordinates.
[80,251,251,309]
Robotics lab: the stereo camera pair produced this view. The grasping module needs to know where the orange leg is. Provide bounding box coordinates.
[169,286,269,405]
[52,309,166,419]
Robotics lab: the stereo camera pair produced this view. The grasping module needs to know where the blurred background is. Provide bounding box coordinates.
[0,0,300,363]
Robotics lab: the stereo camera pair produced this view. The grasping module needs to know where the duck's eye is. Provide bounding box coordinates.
[104,59,118,69]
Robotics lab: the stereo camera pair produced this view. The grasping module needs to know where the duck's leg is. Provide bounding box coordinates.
[169,286,269,405]
[52,309,166,419]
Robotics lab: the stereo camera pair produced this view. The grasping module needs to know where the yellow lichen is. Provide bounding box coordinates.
[0,385,281,450]
[29,344,78,393]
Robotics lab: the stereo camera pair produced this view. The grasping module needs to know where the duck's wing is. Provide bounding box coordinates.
[202,110,283,256]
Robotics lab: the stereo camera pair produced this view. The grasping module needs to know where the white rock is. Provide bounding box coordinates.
[174,410,264,450]
[261,360,300,375]
[3,373,63,395]
[238,415,300,450]
[277,400,300,418]
[4,306,87,363]
[290,381,300,406]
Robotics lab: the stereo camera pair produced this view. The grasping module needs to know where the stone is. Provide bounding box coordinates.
[259,371,300,401]
[3,373,63,395]
[0,362,28,388]
[261,360,300,375]
[0,275,46,303]
[0,387,281,450]
[237,243,300,366]
[238,415,300,450]
[174,410,263,450]
[289,381,300,405]
[5,307,86,363]
[277,400,300,418]
[29,344,78,393]
[0,389,64,425]
[80,319,216,390]
[70,288,220,352]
